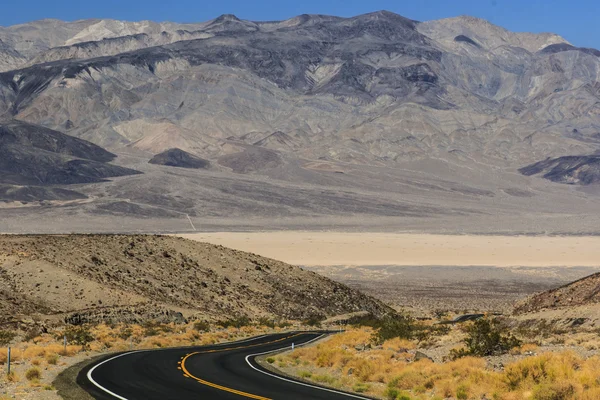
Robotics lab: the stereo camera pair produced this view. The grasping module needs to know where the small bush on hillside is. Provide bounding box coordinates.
[193,321,211,332]
[532,382,575,400]
[277,321,292,329]
[303,316,324,328]
[25,367,41,381]
[257,317,276,329]
[0,330,16,346]
[118,326,133,340]
[413,324,451,345]
[46,353,59,365]
[372,315,416,344]
[58,325,95,349]
[217,316,252,329]
[24,326,43,343]
[6,371,18,382]
[353,382,371,393]
[142,321,174,336]
[450,318,521,358]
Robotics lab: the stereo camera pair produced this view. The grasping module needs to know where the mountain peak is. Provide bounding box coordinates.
[214,14,241,23]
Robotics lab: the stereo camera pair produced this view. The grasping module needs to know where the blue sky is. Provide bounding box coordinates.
[1,0,599,49]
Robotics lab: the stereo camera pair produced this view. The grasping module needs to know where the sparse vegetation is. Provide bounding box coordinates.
[276,327,600,399]
[25,367,41,381]
[0,330,16,346]
[257,317,276,329]
[449,317,522,359]
[371,314,416,344]
[193,321,211,332]
[217,316,252,329]
[46,353,59,365]
[59,325,95,349]
[303,316,324,328]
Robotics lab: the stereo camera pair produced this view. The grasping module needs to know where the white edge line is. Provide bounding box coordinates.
[86,334,270,399]
[87,351,141,400]
[245,334,373,400]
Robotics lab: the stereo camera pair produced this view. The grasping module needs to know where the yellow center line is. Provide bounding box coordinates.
[180,333,305,400]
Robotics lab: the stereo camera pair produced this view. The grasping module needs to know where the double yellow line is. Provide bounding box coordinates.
[179,334,303,399]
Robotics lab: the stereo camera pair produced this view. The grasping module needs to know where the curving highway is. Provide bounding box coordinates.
[78,332,373,400]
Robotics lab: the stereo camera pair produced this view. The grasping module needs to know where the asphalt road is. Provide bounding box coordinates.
[78,332,373,400]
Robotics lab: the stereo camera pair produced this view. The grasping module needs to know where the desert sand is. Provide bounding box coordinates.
[178,232,600,267]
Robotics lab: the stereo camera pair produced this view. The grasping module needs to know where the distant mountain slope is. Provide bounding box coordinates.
[0,11,598,224]
[0,120,140,198]
[0,235,392,324]
[0,120,115,162]
[520,155,600,185]
[149,148,210,169]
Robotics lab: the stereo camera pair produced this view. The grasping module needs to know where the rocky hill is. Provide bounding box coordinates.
[514,273,600,314]
[0,120,140,201]
[0,235,391,327]
[149,148,210,169]
[0,11,599,231]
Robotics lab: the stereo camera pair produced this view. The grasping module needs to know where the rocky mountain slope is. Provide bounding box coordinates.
[0,120,140,200]
[0,11,599,231]
[514,272,600,314]
[149,148,210,169]
[520,155,600,185]
[0,235,391,326]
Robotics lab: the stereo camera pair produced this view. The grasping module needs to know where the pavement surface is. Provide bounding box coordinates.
[78,332,373,399]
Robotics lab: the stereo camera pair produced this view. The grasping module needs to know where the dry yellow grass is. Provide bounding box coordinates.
[277,329,600,399]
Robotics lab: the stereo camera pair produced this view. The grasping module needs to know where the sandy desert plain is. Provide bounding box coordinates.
[179,232,600,313]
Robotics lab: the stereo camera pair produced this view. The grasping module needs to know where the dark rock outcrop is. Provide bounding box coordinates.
[148,148,210,169]
[0,120,140,188]
[519,155,600,185]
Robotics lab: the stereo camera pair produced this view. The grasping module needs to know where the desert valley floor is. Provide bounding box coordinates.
[178,232,600,314]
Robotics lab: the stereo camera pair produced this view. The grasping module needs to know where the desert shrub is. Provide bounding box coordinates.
[384,387,400,399]
[0,330,16,346]
[456,384,470,400]
[118,326,133,340]
[372,315,416,344]
[24,326,43,342]
[299,370,312,378]
[46,353,59,365]
[353,382,371,393]
[142,321,173,336]
[312,374,336,384]
[217,316,252,329]
[413,324,451,345]
[277,321,292,329]
[6,371,18,382]
[25,367,41,381]
[532,382,575,400]
[303,316,324,328]
[143,326,159,337]
[193,321,211,332]
[59,325,95,349]
[266,357,275,364]
[257,317,276,329]
[450,318,521,358]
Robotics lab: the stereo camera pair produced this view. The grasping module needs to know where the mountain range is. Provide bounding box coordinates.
[0,11,599,233]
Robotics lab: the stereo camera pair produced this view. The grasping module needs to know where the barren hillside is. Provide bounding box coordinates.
[514,273,600,315]
[0,235,391,328]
